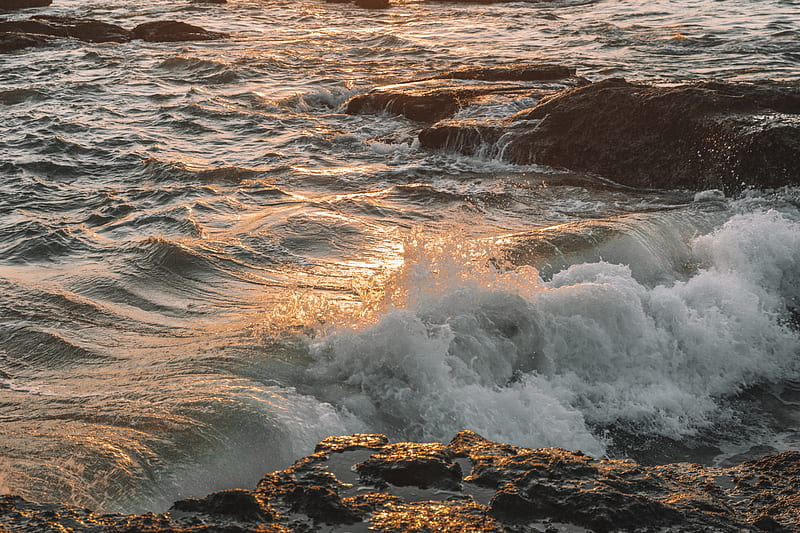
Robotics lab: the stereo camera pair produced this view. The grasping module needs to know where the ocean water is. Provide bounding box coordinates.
[1,0,799,514]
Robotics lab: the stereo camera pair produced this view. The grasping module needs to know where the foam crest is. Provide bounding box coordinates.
[307,210,800,455]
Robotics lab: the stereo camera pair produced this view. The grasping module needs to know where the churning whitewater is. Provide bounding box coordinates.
[0,0,799,516]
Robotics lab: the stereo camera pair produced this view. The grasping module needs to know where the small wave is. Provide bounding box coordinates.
[279,85,363,111]
[158,55,230,73]
[142,158,260,183]
[301,207,800,456]
[0,221,99,263]
[0,324,112,371]
[133,236,218,280]
[103,207,204,239]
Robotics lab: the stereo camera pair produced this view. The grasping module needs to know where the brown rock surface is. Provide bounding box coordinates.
[1,431,799,532]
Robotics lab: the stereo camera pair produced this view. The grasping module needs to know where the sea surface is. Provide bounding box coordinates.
[1,0,799,514]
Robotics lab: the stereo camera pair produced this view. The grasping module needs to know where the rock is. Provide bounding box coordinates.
[315,432,389,453]
[0,19,68,36]
[170,488,275,521]
[418,77,800,192]
[344,62,583,123]
[0,16,132,43]
[355,0,390,7]
[131,20,227,42]
[0,30,48,52]
[255,469,362,524]
[431,62,578,82]
[501,78,800,191]
[356,441,463,490]
[417,118,506,156]
[32,16,133,42]
[0,0,51,9]
[1,432,799,532]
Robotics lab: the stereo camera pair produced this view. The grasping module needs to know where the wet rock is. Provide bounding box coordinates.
[2,432,800,532]
[33,16,133,42]
[417,118,506,156]
[170,488,274,521]
[498,78,800,192]
[356,441,463,490]
[0,19,68,36]
[355,0,391,7]
[350,65,800,191]
[255,469,362,524]
[431,63,578,82]
[0,30,48,51]
[370,499,503,532]
[314,432,389,453]
[131,20,227,42]
[0,16,132,42]
[344,62,582,123]
[0,0,51,9]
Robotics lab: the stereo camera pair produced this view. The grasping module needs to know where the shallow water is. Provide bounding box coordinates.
[0,0,799,513]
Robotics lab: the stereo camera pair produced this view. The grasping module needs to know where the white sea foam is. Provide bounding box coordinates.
[306,208,800,455]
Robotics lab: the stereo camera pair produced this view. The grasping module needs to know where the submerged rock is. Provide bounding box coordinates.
[0,0,50,9]
[1,431,799,532]
[0,30,48,51]
[0,16,226,48]
[355,0,391,8]
[31,15,133,42]
[344,63,585,123]
[131,20,227,42]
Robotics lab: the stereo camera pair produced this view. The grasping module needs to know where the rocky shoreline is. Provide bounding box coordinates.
[1,431,798,532]
[345,64,800,193]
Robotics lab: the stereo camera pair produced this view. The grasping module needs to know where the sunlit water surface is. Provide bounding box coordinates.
[1,0,799,512]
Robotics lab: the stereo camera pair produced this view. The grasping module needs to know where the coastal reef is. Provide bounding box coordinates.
[2,431,799,532]
[345,64,800,193]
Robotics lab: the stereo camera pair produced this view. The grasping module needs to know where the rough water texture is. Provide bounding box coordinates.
[0,0,799,522]
[2,432,800,532]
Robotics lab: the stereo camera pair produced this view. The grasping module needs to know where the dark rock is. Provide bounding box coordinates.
[131,20,227,42]
[356,441,463,490]
[355,0,390,7]
[255,469,361,524]
[0,16,132,43]
[0,0,50,9]
[345,81,484,122]
[431,63,577,82]
[417,77,800,192]
[170,489,274,521]
[503,78,800,192]
[417,118,506,156]
[1,432,799,532]
[0,19,68,36]
[0,30,48,51]
[489,474,682,532]
[32,16,133,42]
[753,514,791,532]
[345,63,582,123]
